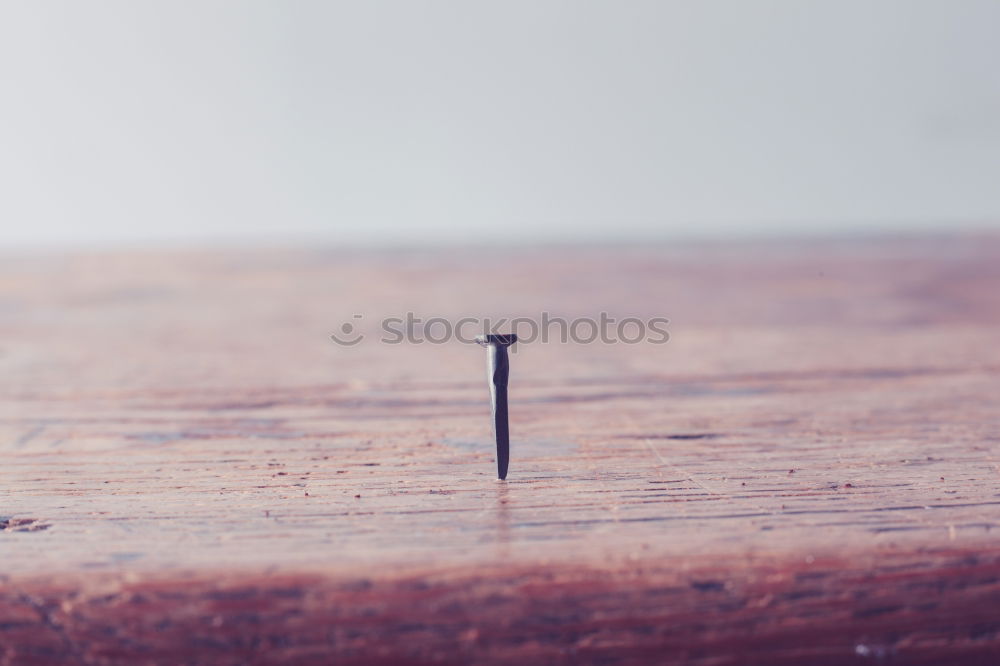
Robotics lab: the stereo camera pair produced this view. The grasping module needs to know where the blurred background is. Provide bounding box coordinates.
[2,0,999,250]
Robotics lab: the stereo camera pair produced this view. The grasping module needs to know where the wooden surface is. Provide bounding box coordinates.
[2,234,1000,664]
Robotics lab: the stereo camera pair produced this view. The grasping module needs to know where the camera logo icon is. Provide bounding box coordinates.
[330,314,364,346]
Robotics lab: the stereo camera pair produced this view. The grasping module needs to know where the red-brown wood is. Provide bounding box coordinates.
[3,234,1000,664]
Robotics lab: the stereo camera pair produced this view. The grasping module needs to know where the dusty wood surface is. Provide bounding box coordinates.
[2,234,1000,664]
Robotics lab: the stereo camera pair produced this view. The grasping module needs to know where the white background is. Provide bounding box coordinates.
[2,1,999,248]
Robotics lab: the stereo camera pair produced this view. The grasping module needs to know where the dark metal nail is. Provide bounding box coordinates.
[475,333,517,480]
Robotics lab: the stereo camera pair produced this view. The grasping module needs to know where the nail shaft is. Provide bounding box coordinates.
[476,334,516,480]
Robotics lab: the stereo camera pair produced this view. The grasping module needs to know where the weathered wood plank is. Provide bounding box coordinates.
[2,235,1000,663]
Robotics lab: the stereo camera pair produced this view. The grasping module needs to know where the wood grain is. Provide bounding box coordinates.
[2,234,1000,664]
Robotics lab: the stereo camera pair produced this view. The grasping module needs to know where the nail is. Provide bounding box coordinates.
[475,333,517,480]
